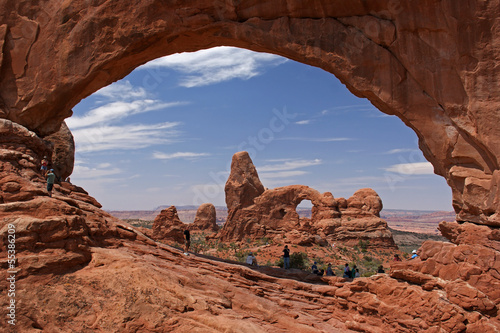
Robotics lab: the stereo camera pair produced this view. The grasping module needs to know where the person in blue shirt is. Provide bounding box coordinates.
[311,261,319,274]
[411,249,418,259]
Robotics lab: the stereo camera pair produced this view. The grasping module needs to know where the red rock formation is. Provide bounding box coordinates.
[225,151,265,221]
[0,124,499,331]
[1,1,500,332]
[151,205,186,243]
[1,0,498,226]
[189,203,218,232]
[220,152,397,249]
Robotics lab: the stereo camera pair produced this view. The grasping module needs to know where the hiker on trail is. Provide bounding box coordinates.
[326,263,335,276]
[393,254,402,261]
[354,268,360,278]
[46,169,55,197]
[183,229,190,255]
[311,262,319,274]
[411,250,418,259]
[246,252,258,266]
[351,264,358,278]
[377,265,385,274]
[41,156,49,172]
[283,245,290,269]
[343,263,351,278]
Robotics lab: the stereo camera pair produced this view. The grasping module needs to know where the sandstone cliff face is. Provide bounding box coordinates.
[220,152,397,249]
[0,0,498,226]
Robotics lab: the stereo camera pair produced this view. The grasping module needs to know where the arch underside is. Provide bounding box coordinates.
[0,0,498,226]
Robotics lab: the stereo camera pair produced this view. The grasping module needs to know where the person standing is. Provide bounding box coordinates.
[183,229,190,255]
[283,245,290,269]
[343,263,351,278]
[46,169,55,197]
[246,252,258,266]
[311,261,319,274]
[326,263,335,276]
[40,156,49,172]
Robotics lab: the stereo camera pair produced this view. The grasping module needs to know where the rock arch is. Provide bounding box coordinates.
[0,0,499,226]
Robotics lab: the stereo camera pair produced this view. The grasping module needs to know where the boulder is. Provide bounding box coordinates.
[152,205,186,243]
[189,203,218,232]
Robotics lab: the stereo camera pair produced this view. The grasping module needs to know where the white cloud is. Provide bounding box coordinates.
[153,151,210,160]
[295,120,311,125]
[384,162,434,175]
[384,148,417,155]
[258,159,322,172]
[139,46,287,87]
[67,100,184,130]
[72,122,180,153]
[277,137,352,142]
[94,81,148,100]
[260,170,308,179]
[72,164,122,179]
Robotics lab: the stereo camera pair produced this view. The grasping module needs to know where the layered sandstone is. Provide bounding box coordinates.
[220,152,396,249]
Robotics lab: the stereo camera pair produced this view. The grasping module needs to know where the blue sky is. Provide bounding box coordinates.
[68,47,452,212]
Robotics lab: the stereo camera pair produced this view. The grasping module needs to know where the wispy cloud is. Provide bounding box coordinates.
[384,162,434,175]
[257,159,322,172]
[68,80,188,154]
[139,46,287,87]
[72,163,122,179]
[384,148,417,155]
[153,151,210,160]
[295,120,311,125]
[276,137,352,142]
[94,80,148,100]
[72,122,180,153]
[260,170,308,178]
[67,100,183,129]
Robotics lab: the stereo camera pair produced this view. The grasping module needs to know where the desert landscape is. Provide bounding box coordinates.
[1,1,500,332]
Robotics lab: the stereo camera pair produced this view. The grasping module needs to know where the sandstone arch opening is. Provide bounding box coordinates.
[2,1,498,226]
[67,47,452,223]
[296,200,313,220]
[1,3,500,331]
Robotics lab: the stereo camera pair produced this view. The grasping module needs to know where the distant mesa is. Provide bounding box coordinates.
[219,151,397,249]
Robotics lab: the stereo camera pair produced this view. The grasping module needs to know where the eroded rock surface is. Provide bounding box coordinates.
[151,205,186,243]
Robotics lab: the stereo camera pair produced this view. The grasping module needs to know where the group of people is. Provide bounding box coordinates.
[182,230,420,274]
